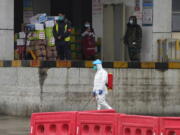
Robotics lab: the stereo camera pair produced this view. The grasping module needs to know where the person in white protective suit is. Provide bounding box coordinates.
[92,59,112,110]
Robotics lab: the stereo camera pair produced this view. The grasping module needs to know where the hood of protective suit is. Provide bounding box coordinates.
[96,64,103,71]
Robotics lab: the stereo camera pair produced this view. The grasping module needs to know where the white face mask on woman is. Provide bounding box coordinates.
[85,24,90,28]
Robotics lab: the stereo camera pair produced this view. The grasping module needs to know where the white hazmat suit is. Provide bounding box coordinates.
[93,59,112,110]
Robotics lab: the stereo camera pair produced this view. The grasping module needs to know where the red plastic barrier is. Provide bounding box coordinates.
[76,112,118,135]
[30,110,169,135]
[30,111,77,135]
[160,117,180,135]
[118,115,159,135]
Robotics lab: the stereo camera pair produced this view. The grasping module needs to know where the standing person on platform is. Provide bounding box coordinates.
[124,16,142,61]
[81,22,96,60]
[53,13,71,60]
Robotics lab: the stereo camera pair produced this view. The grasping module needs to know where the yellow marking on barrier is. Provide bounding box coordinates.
[0,61,3,67]
[113,62,128,68]
[141,62,155,69]
[12,60,22,67]
[176,40,180,51]
[56,61,71,67]
[85,61,93,68]
[169,62,180,69]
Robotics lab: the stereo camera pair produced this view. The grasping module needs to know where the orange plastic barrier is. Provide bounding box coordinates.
[160,117,180,135]
[30,111,77,135]
[76,112,118,135]
[118,115,159,135]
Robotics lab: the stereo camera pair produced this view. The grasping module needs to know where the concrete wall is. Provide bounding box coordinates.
[152,0,172,61]
[1,67,180,116]
[0,0,14,60]
[142,0,172,61]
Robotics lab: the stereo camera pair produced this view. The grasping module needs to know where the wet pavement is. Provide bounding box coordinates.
[0,115,29,135]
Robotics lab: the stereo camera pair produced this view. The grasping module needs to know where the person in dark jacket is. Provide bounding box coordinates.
[53,13,71,60]
[124,16,142,61]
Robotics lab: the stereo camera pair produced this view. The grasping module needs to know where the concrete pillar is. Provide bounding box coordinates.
[103,5,114,61]
[92,0,103,38]
[0,0,14,60]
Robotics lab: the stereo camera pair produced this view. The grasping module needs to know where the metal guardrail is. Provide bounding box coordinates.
[157,39,180,62]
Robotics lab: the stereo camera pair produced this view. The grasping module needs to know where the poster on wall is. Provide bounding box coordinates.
[23,0,33,10]
[142,0,153,26]
[134,0,142,24]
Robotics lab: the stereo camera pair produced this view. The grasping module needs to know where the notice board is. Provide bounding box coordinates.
[142,0,153,26]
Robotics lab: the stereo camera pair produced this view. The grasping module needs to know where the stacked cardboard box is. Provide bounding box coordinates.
[34,40,47,60]
[15,32,26,60]
[15,13,86,61]
[46,46,57,61]
[45,20,57,61]
[45,21,55,46]
[30,13,47,24]
[26,21,47,60]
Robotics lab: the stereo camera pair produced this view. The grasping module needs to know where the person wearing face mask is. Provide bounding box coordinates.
[53,13,71,60]
[124,16,142,61]
[81,22,96,60]
[92,59,112,110]
[81,22,95,37]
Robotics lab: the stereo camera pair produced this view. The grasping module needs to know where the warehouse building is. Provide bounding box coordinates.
[0,0,179,62]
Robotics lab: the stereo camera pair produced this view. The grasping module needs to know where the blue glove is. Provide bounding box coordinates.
[99,90,103,95]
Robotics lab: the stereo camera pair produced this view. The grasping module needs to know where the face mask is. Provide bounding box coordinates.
[85,24,90,28]
[58,16,64,21]
[93,65,97,71]
[129,20,133,24]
